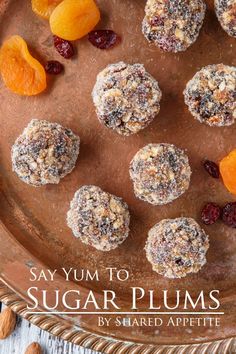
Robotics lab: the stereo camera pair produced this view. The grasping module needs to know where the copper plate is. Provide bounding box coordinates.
[0,0,236,352]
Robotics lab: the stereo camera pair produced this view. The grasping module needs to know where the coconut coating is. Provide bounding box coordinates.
[92,62,162,136]
[67,186,130,251]
[145,218,209,278]
[215,0,236,37]
[12,119,80,187]
[184,64,236,127]
[142,0,206,52]
[129,144,191,205]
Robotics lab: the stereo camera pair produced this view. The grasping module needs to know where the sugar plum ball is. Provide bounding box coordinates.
[215,0,236,38]
[67,185,130,251]
[12,119,80,186]
[184,64,236,127]
[145,217,209,278]
[129,143,191,205]
[92,62,162,136]
[142,0,206,52]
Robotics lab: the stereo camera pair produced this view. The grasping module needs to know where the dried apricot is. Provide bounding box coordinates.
[32,0,63,19]
[0,35,46,96]
[220,149,236,195]
[50,0,100,41]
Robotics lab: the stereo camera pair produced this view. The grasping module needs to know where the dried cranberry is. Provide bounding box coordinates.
[88,30,120,49]
[53,36,74,59]
[222,202,236,228]
[201,203,221,225]
[45,60,63,75]
[203,160,220,179]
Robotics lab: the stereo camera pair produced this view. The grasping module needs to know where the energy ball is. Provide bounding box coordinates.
[184,64,236,127]
[129,143,191,205]
[142,0,206,52]
[215,0,236,38]
[145,217,209,278]
[12,119,80,186]
[92,62,162,136]
[67,185,130,251]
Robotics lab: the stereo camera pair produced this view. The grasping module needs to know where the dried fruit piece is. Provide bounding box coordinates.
[0,35,46,96]
[201,203,221,225]
[203,160,220,178]
[50,0,101,40]
[222,202,236,228]
[25,342,42,354]
[0,307,16,339]
[45,60,63,74]
[32,0,63,19]
[220,149,236,195]
[88,30,120,49]
[53,36,74,59]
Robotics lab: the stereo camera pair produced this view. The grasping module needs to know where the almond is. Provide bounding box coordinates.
[25,342,42,354]
[0,307,16,339]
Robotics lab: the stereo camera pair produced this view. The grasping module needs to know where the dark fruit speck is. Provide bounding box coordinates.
[201,203,221,225]
[45,60,63,75]
[53,36,74,59]
[175,258,184,266]
[222,202,236,228]
[158,36,177,52]
[88,30,120,49]
[151,16,164,26]
[203,160,220,179]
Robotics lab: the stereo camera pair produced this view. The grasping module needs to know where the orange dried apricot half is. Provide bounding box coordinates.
[0,35,46,96]
[220,149,236,195]
[50,0,101,41]
[32,0,63,19]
